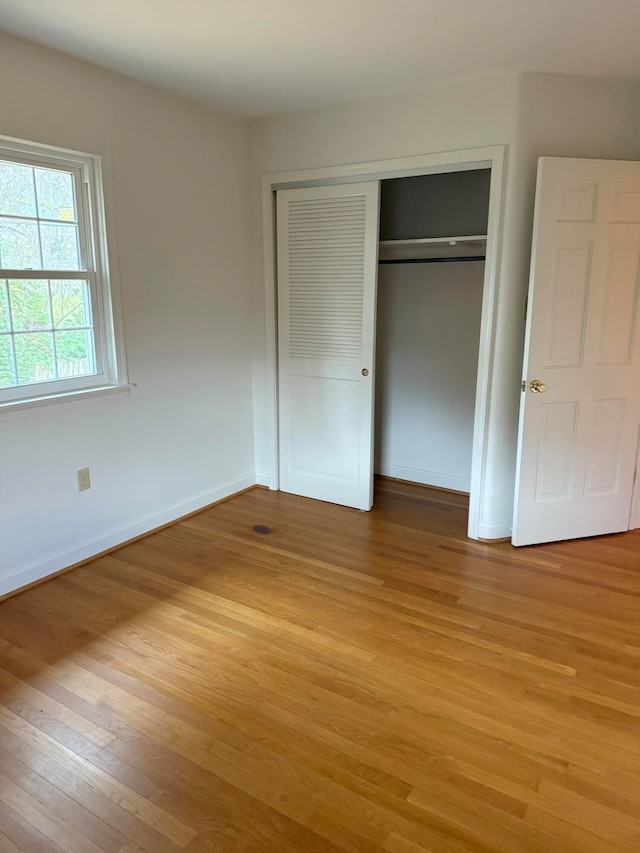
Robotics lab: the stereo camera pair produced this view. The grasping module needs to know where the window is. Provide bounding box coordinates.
[0,135,127,412]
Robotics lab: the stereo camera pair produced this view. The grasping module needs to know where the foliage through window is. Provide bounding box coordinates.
[0,137,124,407]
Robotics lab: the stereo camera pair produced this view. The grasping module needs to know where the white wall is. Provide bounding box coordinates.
[0,33,255,594]
[375,261,483,492]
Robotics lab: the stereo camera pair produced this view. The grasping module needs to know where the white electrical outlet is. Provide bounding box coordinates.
[77,467,91,491]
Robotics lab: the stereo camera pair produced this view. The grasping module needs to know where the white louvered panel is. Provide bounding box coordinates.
[276,181,379,512]
[287,195,368,360]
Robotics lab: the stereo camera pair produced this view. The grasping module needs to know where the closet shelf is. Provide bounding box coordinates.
[379,235,487,263]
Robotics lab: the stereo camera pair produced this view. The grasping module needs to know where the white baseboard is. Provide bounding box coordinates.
[1,472,257,598]
[376,462,470,493]
[476,519,513,540]
[255,471,271,487]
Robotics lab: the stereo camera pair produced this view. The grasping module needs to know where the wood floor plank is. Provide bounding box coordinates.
[1,480,640,851]
[0,703,194,850]
[0,770,105,853]
[0,744,128,853]
[0,798,67,853]
[0,832,25,853]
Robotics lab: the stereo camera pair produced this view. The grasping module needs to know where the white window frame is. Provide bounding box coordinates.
[0,133,129,416]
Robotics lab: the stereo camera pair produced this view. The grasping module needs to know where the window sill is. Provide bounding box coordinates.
[0,383,134,420]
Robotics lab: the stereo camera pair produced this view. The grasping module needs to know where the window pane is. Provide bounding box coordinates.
[40,222,80,270]
[0,218,41,268]
[15,332,55,384]
[55,329,95,377]
[35,167,77,222]
[0,334,16,387]
[8,280,52,331]
[51,279,91,328]
[0,160,37,218]
[0,280,10,332]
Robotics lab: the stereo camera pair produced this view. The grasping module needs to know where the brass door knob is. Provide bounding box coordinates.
[530,379,547,393]
[361,368,369,376]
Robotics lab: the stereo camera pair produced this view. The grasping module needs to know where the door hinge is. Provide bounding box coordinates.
[521,380,526,392]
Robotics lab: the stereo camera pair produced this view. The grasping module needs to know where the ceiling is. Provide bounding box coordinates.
[1,0,639,117]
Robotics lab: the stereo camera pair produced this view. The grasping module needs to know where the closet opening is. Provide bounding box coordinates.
[374,169,491,521]
[262,145,507,540]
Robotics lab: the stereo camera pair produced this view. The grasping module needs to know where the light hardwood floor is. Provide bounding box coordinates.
[1,480,640,852]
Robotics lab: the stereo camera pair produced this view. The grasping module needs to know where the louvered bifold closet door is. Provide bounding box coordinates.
[277,182,380,510]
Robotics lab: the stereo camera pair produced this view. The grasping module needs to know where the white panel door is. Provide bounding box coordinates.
[513,157,640,546]
[277,183,380,510]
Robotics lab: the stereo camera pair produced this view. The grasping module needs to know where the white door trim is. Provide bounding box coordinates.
[260,145,506,540]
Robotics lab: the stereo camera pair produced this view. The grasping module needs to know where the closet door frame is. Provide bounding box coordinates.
[260,145,506,541]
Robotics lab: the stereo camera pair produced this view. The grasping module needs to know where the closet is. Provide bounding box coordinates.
[275,166,492,514]
[375,169,491,495]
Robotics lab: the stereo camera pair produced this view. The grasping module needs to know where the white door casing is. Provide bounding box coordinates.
[261,147,506,539]
[277,183,380,510]
[513,157,640,546]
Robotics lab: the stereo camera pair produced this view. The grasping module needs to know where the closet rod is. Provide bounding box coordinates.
[378,256,485,265]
